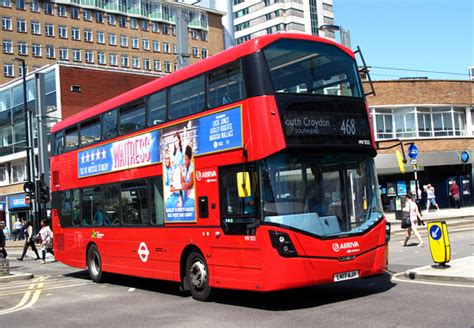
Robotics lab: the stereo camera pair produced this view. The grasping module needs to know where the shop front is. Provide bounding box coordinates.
[7,193,30,232]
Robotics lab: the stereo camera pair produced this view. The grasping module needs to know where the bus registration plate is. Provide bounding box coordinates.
[334,270,359,282]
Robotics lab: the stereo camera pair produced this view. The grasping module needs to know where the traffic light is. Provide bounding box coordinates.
[23,180,35,199]
[37,179,50,203]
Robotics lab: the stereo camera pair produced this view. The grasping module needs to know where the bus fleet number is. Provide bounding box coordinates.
[340,119,356,135]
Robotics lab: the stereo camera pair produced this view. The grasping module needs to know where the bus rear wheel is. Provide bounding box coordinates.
[186,252,214,301]
[87,244,105,283]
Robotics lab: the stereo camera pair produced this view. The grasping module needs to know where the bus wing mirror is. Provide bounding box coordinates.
[237,172,252,198]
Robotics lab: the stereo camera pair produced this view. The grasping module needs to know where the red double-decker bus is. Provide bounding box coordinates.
[50,33,389,301]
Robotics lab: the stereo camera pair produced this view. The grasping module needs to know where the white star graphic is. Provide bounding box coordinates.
[85,152,90,163]
[81,154,85,164]
[90,151,95,162]
[96,150,101,161]
[102,149,106,159]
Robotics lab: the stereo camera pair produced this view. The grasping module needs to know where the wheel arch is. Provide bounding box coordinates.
[180,244,204,290]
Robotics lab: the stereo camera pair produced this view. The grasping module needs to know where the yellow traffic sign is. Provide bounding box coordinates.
[427,221,451,265]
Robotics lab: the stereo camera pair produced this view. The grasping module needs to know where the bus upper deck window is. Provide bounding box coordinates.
[102,109,117,140]
[169,75,205,120]
[54,131,64,155]
[80,118,101,147]
[208,61,245,109]
[64,127,79,152]
[147,90,166,126]
[119,100,145,135]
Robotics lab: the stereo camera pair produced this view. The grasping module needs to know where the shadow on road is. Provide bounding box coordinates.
[64,270,396,310]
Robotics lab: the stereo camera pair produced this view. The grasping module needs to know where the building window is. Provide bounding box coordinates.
[85,50,94,63]
[143,58,150,70]
[58,5,66,17]
[46,45,55,58]
[173,43,177,54]
[97,31,105,44]
[83,10,91,21]
[2,16,12,30]
[109,53,118,66]
[108,33,116,46]
[71,7,79,19]
[153,59,161,71]
[174,62,178,71]
[0,164,6,184]
[201,48,208,59]
[163,42,170,53]
[130,18,137,29]
[162,23,168,34]
[45,23,54,37]
[120,35,128,47]
[18,63,26,77]
[16,0,25,10]
[108,14,115,25]
[31,21,41,35]
[142,39,150,51]
[141,20,148,31]
[3,40,13,54]
[59,48,68,60]
[84,29,93,42]
[72,49,81,62]
[374,109,394,139]
[121,55,129,67]
[11,162,25,183]
[164,61,171,73]
[0,0,11,7]
[201,31,207,41]
[32,43,41,57]
[16,19,26,33]
[44,3,53,15]
[191,30,198,40]
[151,22,159,33]
[97,52,106,65]
[17,42,27,55]
[3,63,14,77]
[59,25,68,39]
[132,56,140,69]
[119,16,126,27]
[96,12,103,24]
[131,37,139,49]
[72,27,80,40]
[192,47,199,58]
[153,40,160,52]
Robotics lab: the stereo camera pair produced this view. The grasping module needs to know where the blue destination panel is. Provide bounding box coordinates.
[78,130,161,178]
[196,106,242,155]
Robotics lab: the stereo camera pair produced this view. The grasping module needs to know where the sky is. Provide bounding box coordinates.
[334,0,473,80]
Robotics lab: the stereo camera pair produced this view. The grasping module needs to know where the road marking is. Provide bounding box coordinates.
[0,276,48,316]
[391,272,474,288]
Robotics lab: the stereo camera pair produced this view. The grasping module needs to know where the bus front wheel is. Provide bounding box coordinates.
[185,252,214,301]
[87,244,105,283]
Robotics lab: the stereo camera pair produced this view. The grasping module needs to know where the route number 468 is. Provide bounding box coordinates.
[340,119,356,135]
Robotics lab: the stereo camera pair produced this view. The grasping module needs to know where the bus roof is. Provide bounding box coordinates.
[51,33,353,133]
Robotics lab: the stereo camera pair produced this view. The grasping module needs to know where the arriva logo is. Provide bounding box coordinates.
[332,241,360,253]
[196,169,217,182]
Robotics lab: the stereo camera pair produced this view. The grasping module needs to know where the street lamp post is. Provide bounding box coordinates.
[319,24,351,49]
[13,58,37,229]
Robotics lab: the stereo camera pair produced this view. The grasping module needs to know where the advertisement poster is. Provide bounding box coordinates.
[387,183,396,197]
[397,181,407,196]
[162,106,242,222]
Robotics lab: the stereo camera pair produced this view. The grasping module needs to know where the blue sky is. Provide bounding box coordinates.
[334,0,473,80]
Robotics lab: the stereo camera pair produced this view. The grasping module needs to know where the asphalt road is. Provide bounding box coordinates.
[1,222,473,327]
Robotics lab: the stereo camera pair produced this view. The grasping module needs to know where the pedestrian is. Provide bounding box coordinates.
[449,180,461,209]
[12,218,23,241]
[415,187,425,225]
[425,183,440,212]
[17,221,40,261]
[0,221,7,259]
[38,219,54,264]
[402,192,424,247]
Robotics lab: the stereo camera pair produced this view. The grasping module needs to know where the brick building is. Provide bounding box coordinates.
[0,63,157,232]
[1,0,224,84]
[364,79,474,211]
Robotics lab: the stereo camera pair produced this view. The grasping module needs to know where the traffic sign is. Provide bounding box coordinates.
[410,159,417,165]
[407,144,418,159]
[427,221,451,265]
[461,151,470,163]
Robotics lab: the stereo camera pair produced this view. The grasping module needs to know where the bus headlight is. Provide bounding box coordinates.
[269,230,298,257]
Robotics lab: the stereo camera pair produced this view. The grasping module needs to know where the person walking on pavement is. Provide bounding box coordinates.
[425,183,440,212]
[449,180,461,209]
[12,218,23,241]
[17,221,40,261]
[402,193,424,247]
[0,221,7,259]
[38,219,54,264]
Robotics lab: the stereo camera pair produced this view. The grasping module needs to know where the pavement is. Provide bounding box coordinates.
[1,206,473,285]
